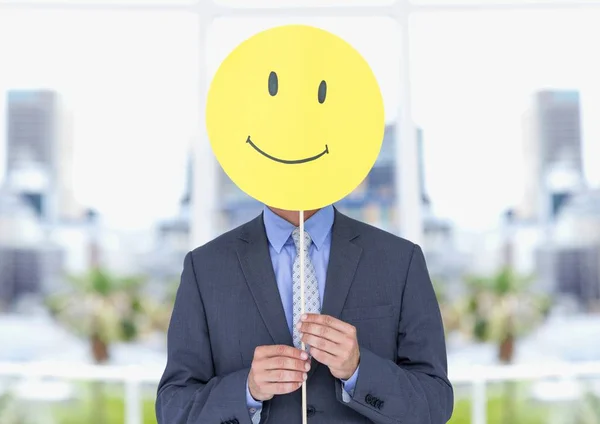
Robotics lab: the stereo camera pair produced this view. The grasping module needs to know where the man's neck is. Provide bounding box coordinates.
[267,206,320,226]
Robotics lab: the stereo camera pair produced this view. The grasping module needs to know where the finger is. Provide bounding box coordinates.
[297,322,345,344]
[261,356,311,372]
[255,345,309,360]
[301,314,355,334]
[310,346,337,367]
[259,369,307,383]
[261,381,304,395]
[301,334,344,357]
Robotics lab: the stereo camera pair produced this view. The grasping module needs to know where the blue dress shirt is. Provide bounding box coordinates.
[246,205,359,421]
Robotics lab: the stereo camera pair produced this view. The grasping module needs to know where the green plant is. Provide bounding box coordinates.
[46,269,148,364]
[462,267,548,364]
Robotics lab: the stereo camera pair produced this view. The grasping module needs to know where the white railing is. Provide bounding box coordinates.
[450,362,600,424]
[0,362,161,424]
[1,361,600,424]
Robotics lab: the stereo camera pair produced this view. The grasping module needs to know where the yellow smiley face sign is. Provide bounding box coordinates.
[206,25,384,211]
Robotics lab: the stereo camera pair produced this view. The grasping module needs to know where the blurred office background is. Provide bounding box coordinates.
[1,1,600,423]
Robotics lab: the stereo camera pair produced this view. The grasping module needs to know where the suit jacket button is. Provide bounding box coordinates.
[365,394,373,405]
[307,405,316,417]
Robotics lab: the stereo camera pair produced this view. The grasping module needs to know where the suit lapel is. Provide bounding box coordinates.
[320,211,362,319]
[309,209,362,378]
[236,214,293,347]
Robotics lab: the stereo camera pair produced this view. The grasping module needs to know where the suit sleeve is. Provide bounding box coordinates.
[335,244,454,424]
[156,251,253,424]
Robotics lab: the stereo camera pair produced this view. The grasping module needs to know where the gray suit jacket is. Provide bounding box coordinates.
[156,210,453,424]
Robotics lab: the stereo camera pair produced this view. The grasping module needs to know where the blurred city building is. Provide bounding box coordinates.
[5,89,81,223]
[0,187,63,309]
[511,89,600,310]
[415,128,465,281]
[537,189,600,310]
[520,90,585,223]
[147,152,193,278]
[450,89,589,287]
[335,124,398,233]
[0,89,117,309]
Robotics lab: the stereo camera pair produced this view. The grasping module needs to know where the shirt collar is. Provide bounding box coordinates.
[263,205,334,254]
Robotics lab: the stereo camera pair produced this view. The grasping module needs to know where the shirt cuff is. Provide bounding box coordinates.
[246,378,263,420]
[340,365,360,402]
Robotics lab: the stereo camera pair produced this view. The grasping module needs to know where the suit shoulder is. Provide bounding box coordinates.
[343,214,416,253]
[189,218,254,259]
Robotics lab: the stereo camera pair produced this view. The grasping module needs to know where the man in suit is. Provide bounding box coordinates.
[156,205,453,424]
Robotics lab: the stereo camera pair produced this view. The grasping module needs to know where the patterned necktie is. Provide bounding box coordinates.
[292,228,322,350]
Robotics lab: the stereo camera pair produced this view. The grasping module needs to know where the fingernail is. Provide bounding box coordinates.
[303,373,308,380]
[301,314,307,321]
[300,352,308,360]
[305,363,310,371]
[296,322,302,329]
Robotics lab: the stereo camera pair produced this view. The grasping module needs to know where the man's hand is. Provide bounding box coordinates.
[297,314,360,380]
[248,345,311,401]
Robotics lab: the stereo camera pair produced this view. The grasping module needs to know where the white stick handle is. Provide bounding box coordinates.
[299,210,307,424]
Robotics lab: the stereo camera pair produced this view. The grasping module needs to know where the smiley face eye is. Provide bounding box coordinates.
[268,71,278,96]
[318,80,327,104]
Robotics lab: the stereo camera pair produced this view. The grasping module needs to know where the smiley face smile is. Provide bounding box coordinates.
[246,136,329,165]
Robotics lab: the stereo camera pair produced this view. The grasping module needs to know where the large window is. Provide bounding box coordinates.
[1,3,600,424]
